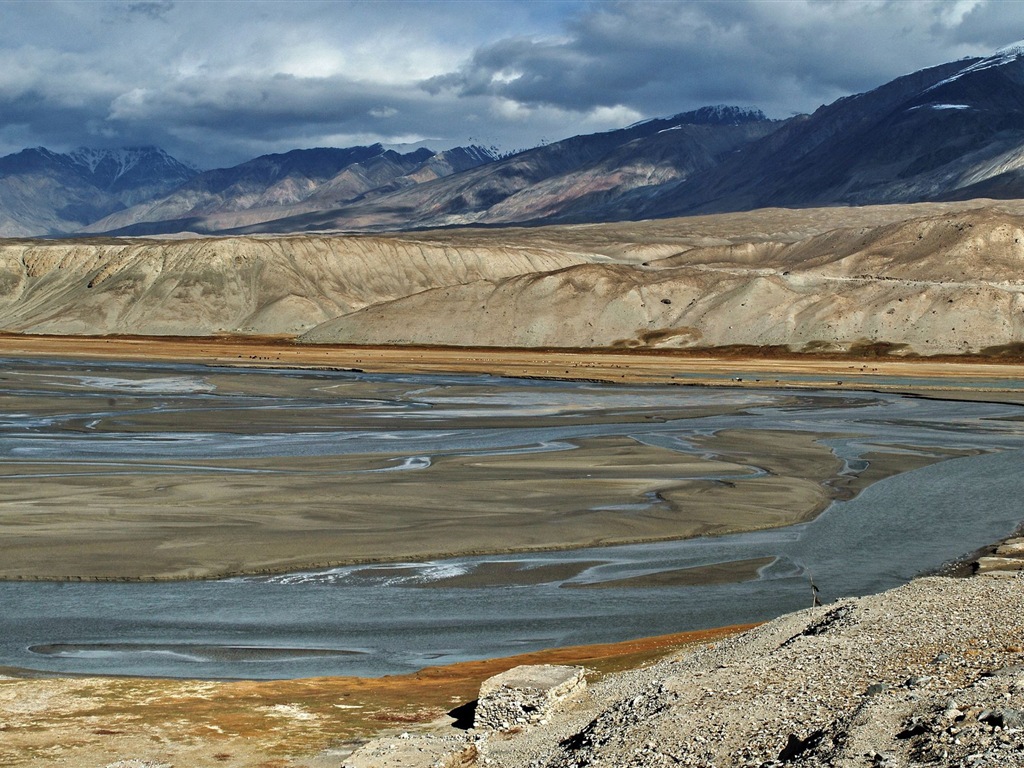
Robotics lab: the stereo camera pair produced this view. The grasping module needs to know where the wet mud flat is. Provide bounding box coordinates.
[0,357,929,581]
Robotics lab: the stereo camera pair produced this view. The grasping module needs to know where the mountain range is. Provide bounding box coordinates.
[3,43,1024,237]
[80,143,497,236]
[0,146,198,237]
[626,42,1024,218]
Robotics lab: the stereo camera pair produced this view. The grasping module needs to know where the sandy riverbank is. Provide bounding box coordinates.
[0,622,754,768]
[3,333,1024,397]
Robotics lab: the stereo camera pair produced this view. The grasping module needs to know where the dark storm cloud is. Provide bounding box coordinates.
[0,0,1021,168]
[0,0,518,166]
[106,73,478,146]
[424,0,1022,119]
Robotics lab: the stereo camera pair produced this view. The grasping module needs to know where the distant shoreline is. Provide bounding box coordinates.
[2,332,1024,399]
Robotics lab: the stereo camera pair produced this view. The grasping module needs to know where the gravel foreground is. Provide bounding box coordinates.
[348,573,1024,768]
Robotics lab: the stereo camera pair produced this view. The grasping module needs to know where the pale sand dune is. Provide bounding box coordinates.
[0,234,590,335]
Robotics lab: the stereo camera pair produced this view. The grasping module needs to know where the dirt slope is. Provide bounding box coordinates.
[348,573,1024,767]
[302,207,1024,355]
[0,235,589,335]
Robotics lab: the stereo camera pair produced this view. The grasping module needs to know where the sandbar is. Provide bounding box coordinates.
[0,427,957,581]
[563,556,777,589]
[0,430,848,580]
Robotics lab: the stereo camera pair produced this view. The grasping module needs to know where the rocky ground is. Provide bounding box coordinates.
[348,571,1024,768]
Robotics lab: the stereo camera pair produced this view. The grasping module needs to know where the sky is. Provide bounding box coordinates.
[1,0,1022,169]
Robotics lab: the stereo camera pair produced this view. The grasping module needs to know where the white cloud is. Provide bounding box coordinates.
[271,45,350,80]
[108,88,152,120]
[940,0,986,27]
[582,105,644,128]
[491,98,533,121]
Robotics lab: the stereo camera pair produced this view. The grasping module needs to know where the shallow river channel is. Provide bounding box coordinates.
[1,357,1024,679]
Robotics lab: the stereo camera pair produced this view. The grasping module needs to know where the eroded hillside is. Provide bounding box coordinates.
[0,235,592,335]
[4,200,1024,355]
[303,203,1024,356]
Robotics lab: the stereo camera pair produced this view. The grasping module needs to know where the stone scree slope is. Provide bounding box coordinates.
[344,573,1024,768]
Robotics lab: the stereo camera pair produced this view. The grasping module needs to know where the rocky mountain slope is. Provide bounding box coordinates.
[84,106,777,236]
[0,146,197,237]
[630,43,1024,218]
[347,572,1024,767]
[200,106,780,235]
[82,144,497,235]
[68,43,1024,237]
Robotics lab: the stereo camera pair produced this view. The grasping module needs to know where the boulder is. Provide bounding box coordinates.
[474,664,586,731]
[975,556,1024,574]
[994,538,1024,557]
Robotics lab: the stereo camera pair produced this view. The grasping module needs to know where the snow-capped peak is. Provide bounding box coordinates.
[628,105,768,131]
[64,146,199,194]
[926,40,1024,92]
[994,39,1024,58]
[673,105,769,126]
[71,147,131,175]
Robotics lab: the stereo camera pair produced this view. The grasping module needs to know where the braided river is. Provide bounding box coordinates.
[1,357,1023,679]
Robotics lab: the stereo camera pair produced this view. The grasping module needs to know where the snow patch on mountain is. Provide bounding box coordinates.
[994,39,1024,57]
[909,103,973,111]
[447,145,499,164]
[69,146,198,182]
[70,147,142,176]
[676,105,769,126]
[65,146,200,198]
